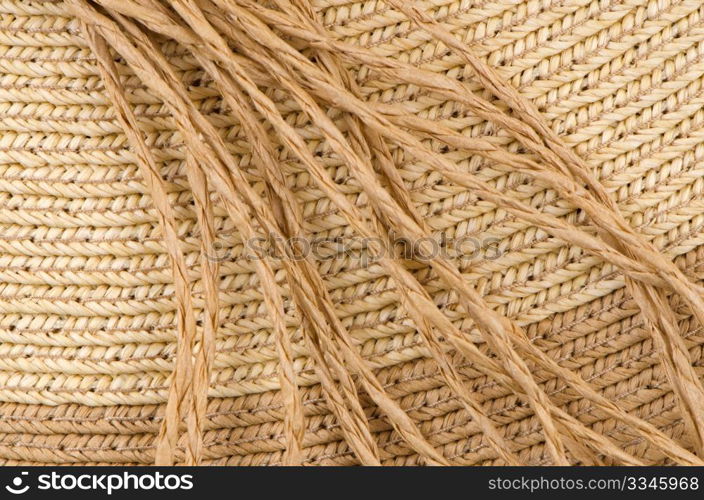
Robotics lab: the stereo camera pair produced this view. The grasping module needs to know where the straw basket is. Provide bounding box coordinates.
[1,0,704,466]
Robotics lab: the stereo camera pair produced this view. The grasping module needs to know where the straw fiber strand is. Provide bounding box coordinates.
[0,0,698,465]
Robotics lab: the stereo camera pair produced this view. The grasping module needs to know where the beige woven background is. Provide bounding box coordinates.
[0,0,703,464]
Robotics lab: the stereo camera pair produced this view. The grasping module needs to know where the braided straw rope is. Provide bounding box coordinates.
[0,0,700,465]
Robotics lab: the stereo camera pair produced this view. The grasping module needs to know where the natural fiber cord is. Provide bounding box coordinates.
[0,0,701,465]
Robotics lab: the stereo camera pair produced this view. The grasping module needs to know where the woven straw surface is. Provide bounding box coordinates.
[1,0,704,465]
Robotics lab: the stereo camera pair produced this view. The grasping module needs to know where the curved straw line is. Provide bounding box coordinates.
[68,0,312,465]
[78,24,199,465]
[108,11,375,466]
[82,0,305,465]
[184,154,220,465]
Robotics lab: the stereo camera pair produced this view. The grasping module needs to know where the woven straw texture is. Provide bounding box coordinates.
[1,0,704,466]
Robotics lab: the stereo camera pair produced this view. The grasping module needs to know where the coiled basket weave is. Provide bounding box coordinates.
[2,0,704,466]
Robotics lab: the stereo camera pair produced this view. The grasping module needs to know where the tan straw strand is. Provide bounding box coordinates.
[68,0,310,465]
[78,23,199,464]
